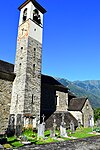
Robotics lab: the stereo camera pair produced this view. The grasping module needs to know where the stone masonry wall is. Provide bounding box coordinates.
[0,78,13,133]
[56,91,68,111]
[82,99,94,127]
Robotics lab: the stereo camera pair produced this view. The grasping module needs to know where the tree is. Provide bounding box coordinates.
[94,108,100,122]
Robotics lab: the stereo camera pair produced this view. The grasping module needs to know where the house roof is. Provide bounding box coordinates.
[0,60,14,73]
[68,91,76,98]
[18,0,46,14]
[0,60,15,81]
[41,74,69,92]
[68,97,88,111]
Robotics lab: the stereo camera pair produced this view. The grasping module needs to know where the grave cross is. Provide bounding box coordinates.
[42,114,45,123]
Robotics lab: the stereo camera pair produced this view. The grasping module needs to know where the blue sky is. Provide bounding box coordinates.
[0,0,100,81]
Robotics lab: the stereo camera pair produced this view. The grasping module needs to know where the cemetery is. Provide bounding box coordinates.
[0,0,100,149]
[0,114,100,149]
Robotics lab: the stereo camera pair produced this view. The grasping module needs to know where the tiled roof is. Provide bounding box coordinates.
[68,97,88,111]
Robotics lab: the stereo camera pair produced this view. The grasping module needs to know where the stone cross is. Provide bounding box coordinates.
[60,113,67,137]
[61,112,66,127]
[42,114,45,123]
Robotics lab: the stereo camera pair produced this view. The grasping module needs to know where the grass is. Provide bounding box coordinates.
[69,127,96,138]
[3,127,99,148]
[7,136,24,148]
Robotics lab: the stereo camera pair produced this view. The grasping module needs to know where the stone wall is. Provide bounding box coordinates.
[82,99,94,127]
[68,111,82,124]
[0,79,13,133]
[56,91,68,111]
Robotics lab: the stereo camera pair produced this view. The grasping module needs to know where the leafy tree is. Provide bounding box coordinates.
[94,108,100,122]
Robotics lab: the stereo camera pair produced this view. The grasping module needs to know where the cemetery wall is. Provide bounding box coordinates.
[0,78,13,133]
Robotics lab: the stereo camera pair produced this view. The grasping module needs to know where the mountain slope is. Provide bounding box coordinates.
[73,80,100,98]
[56,78,100,108]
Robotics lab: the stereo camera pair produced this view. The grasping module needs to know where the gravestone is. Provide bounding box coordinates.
[37,123,45,139]
[50,115,57,138]
[89,117,94,127]
[60,113,67,137]
[78,119,81,128]
[50,128,56,138]
[0,144,4,150]
[7,114,15,137]
[37,114,45,139]
[70,120,75,134]
[60,125,67,137]
[15,114,23,137]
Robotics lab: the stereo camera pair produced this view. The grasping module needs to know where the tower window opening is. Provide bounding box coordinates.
[33,9,41,24]
[23,8,27,22]
[34,48,36,60]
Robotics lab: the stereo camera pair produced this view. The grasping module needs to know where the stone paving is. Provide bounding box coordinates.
[15,135,100,150]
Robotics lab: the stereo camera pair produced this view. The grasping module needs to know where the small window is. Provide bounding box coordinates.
[16,94,18,105]
[33,64,35,75]
[55,95,59,106]
[23,8,27,22]
[32,94,34,104]
[19,63,21,72]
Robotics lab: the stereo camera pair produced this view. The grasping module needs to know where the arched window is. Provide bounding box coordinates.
[33,9,41,24]
[23,8,27,22]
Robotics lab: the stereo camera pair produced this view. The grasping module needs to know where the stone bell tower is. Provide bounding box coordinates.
[9,0,46,134]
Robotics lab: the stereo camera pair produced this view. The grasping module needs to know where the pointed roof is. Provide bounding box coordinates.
[68,97,88,111]
[18,0,46,14]
[41,74,69,92]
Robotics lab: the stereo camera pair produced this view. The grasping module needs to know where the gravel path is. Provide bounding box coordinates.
[15,135,100,150]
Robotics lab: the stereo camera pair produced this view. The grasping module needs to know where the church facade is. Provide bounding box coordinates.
[0,0,94,134]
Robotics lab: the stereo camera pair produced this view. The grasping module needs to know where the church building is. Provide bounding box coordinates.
[0,0,94,135]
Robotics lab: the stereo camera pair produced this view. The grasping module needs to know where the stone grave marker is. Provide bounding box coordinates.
[78,119,81,128]
[37,114,45,139]
[37,124,45,139]
[60,113,67,137]
[0,144,4,150]
[15,114,23,137]
[50,115,57,138]
[89,117,94,127]
[70,120,75,134]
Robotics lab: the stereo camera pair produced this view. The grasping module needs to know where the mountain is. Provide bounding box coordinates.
[56,78,100,108]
